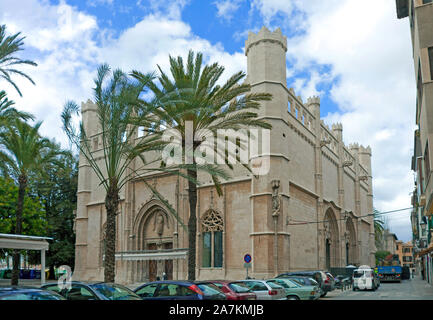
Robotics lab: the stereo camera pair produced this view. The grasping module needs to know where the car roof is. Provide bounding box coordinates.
[41,281,106,287]
[0,287,53,295]
[135,280,195,287]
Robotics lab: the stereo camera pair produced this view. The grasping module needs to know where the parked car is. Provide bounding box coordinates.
[134,280,225,300]
[334,275,352,289]
[194,282,227,300]
[41,281,142,300]
[0,286,66,300]
[352,267,380,291]
[277,271,331,297]
[267,278,320,300]
[325,272,336,291]
[237,280,286,300]
[207,280,256,300]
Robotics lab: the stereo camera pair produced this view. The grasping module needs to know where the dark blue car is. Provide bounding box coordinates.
[0,287,66,300]
[41,281,142,300]
[134,280,226,300]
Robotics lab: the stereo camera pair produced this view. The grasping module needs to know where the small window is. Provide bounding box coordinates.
[244,281,267,291]
[429,47,433,80]
[136,283,158,298]
[66,285,97,300]
[155,284,180,297]
[228,282,251,293]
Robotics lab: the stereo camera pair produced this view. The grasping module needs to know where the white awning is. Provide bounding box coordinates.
[0,233,52,251]
[114,250,188,261]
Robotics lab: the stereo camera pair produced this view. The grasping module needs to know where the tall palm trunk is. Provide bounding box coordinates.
[104,182,119,283]
[187,167,197,281]
[11,174,27,285]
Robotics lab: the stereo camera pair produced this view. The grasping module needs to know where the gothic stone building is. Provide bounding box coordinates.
[73,27,376,284]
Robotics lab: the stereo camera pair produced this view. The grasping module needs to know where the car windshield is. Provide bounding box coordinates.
[91,283,141,300]
[289,279,303,286]
[267,281,283,289]
[353,271,364,278]
[228,282,251,293]
[268,280,289,288]
[197,283,223,296]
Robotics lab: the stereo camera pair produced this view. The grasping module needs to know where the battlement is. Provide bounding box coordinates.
[245,26,287,56]
[81,99,96,113]
[332,123,343,131]
[349,143,360,151]
[306,96,320,106]
[359,145,372,156]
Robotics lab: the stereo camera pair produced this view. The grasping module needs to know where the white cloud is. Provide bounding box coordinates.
[0,0,245,147]
[214,0,243,22]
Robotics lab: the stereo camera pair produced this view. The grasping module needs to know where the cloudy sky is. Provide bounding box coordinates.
[0,0,416,241]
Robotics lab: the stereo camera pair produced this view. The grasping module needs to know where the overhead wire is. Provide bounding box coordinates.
[287,207,413,226]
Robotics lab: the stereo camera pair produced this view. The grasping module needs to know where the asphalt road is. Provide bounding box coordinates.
[322,276,433,300]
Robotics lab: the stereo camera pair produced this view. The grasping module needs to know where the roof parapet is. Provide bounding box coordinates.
[245,26,287,56]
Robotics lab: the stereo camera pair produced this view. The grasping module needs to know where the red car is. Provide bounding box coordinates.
[208,280,257,300]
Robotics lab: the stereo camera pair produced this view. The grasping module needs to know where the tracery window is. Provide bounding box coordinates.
[201,209,223,268]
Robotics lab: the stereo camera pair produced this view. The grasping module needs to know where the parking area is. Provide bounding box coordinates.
[321,276,433,300]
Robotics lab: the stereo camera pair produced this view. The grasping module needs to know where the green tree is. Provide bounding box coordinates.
[132,50,272,280]
[374,208,385,250]
[375,250,391,266]
[0,177,47,268]
[62,64,181,282]
[0,25,37,97]
[0,91,33,127]
[0,177,46,235]
[0,120,64,285]
[33,149,78,277]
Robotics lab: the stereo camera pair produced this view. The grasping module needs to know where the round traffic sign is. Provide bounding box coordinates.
[244,254,252,263]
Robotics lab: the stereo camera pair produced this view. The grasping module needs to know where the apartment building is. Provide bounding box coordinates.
[396,0,433,283]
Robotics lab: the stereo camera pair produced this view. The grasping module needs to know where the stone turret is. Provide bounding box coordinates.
[306,96,320,120]
[358,145,372,174]
[245,26,287,86]
[332,123,343,141]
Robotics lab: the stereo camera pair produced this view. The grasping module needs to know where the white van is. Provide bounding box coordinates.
[352,266,380,291]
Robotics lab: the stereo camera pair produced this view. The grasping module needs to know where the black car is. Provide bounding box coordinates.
[0,286,66,300]
[41,281,142,300]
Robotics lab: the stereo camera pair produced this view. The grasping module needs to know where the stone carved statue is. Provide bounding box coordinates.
[271,180,281,217]
[154,212,165,237]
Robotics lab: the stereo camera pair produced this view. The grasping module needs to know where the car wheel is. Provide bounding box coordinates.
[287,295,300,300]
[320,291,327,297]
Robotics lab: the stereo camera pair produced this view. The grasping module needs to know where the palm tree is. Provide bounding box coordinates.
[373,208,385,249]
[131,50,272,280]
[0,119,64,285]
[0,24,37,96]
[0,90,34,126]
[62,64,187,282]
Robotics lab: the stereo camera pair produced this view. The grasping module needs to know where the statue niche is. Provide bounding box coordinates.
[143,209,170,240]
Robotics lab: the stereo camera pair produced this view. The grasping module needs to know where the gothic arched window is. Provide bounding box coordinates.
[201,209,223,268]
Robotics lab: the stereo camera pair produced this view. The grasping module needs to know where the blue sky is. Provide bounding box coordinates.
[0,0,416,241]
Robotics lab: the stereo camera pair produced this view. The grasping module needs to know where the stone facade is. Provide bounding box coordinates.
[73,27,376,284]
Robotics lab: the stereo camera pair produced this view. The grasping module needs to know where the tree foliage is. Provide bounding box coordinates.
[0,24,37,97]
[132,50,272,280]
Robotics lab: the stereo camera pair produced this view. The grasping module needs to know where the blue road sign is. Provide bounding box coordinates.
[244,254,252,263]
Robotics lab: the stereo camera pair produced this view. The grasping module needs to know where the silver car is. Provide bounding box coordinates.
[238,280,286,300]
